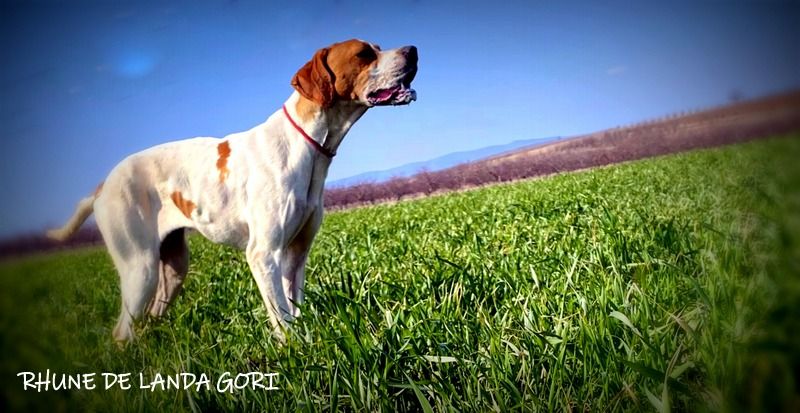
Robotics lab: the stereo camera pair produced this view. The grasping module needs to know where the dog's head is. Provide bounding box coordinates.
[291,39,418,108]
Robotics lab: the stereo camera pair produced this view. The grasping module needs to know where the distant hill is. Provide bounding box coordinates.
[328,136,562,187]
[4,90,800,258]
[324,89,800,207]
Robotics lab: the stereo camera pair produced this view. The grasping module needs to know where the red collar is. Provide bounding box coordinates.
[282,104,335,158]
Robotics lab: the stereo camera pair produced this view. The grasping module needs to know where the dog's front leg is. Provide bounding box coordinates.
[284,209,323,318]
[246,241,294,342]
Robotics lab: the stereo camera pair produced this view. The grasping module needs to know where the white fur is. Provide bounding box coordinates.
[50,43,415,343]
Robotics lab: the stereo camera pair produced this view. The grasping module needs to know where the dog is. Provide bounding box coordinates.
[47,39,418,342]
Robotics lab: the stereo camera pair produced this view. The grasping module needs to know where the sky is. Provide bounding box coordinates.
[1,0,799,237]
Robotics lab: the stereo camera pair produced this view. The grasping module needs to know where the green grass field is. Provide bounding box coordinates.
[2,135,799,412]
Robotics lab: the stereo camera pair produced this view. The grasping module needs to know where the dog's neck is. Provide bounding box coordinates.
[283,92,368,159]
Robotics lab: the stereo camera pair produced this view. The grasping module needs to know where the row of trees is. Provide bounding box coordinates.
[2,90,799,258]
[325,90,800,208]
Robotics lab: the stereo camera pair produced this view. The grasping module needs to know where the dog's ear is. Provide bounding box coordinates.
[291,47,335,108]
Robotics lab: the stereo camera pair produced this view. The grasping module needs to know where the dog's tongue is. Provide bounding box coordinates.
[368,85,416,105]
[371,87,398,103]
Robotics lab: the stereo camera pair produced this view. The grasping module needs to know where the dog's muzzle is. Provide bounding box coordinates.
[367,46,418,106]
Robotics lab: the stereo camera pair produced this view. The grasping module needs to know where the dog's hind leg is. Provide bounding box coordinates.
[112,256,159,342]
[148,229,190,317]
[94,185,161,342]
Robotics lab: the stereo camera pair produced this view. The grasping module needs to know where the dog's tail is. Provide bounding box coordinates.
[46,183,102,242]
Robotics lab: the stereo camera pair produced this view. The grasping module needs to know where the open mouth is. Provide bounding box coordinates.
[367,85,416,106]
[367,70,417,106]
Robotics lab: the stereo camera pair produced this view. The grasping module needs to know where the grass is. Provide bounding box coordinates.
[1,135,799,412]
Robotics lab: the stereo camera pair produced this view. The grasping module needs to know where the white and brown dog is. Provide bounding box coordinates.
[48,39,418,342]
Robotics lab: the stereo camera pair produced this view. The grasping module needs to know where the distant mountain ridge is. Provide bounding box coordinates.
[328,136,562,187]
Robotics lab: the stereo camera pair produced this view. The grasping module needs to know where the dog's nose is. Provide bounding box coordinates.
[400,45,418,66]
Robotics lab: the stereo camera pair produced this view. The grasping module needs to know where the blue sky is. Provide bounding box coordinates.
[1,0,799,237]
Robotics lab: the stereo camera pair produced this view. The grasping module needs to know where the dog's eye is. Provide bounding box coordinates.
[356,48,377,60]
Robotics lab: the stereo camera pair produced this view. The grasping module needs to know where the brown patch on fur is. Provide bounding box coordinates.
[291,48,334,107]
[93,182,104,197]
[216,141,231,183]
[170,191,196,219]
[291,39,379,107]
[326,39,379,101]
[295,95,319,123]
